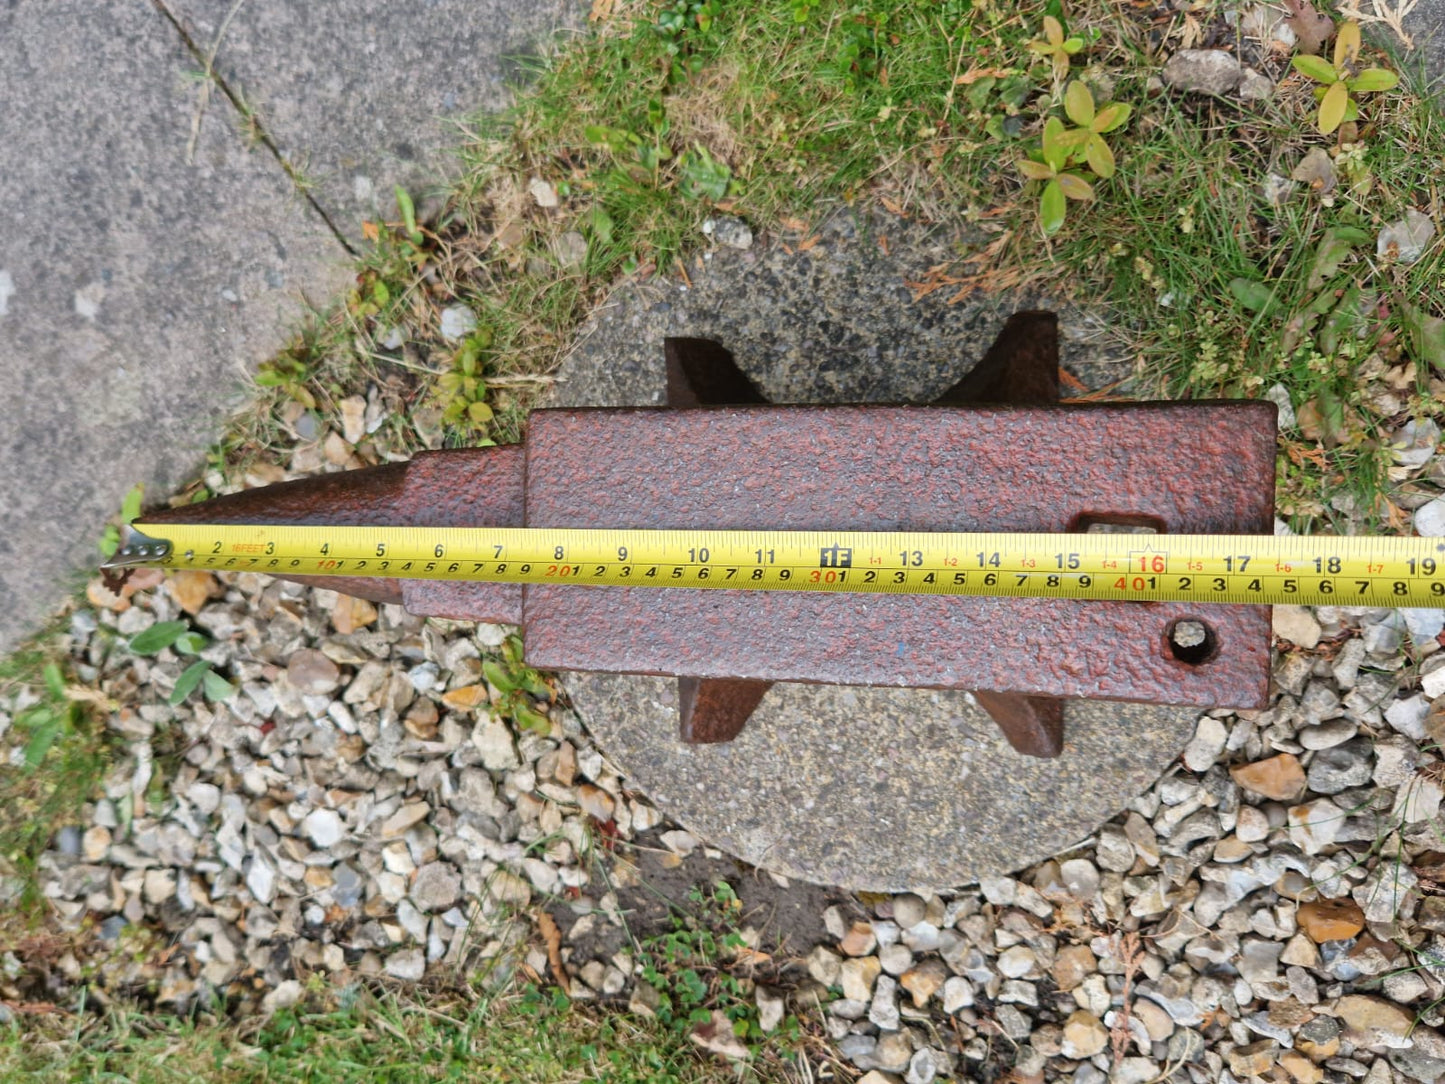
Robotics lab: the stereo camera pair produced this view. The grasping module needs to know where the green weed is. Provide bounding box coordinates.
[0,632,111,915]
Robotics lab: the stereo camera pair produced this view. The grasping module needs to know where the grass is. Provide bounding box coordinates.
[8,0,1445,1078]
[0,981,754,1083]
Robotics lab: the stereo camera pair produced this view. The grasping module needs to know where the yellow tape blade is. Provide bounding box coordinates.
[106,522,1445,608]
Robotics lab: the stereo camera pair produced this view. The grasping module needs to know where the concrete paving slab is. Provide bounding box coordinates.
[163,0,585,242]
[0,0,350,654]
[1403,5,1445,90]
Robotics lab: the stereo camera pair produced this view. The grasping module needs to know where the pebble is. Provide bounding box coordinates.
[286,649,340,696]
[1299,899,1366,943]
[1061,1010,1109,1058]
[1378,208,1436,266]
[808,945,841,987]
[941,976,973,1013]
[840,921,877,957]
[701,215,753,250]
[840,956,882,1002]
[1335,995,1414,1048]
[303,809,343,848]
[1289,798,1344,854]
[1231,753,1307,801]
[1183,715,1229,771]
[410,862,461,912]
[527,177,558,209]
[1275,605,1324,649]
[1307,740,1373,794]
[1162,49,1243,96]
[892,892,926,928]
[385,948,426,981]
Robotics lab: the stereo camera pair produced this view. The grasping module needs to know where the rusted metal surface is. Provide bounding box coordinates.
[521,402,1276,709]
[665,336,769,408]
[932,310,1064,756]
[973,692,1064,758]
[663,337,777,744]
[934,311,1061,406]
[149,447,525,623]
[677,676,771,743]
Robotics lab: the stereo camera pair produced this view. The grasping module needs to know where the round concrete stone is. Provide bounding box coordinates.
[564,674,1196,891]
[545,209,1195,891]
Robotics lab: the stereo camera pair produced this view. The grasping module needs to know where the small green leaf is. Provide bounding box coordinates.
[394,185,418,239]
[1349,68,1398,93]
[1091,102,1131,133]
[129,620,190,655]
[1085,134,1115,179]
[1318,80,1350,134]
[99,525,121,559]
[202,670,235,701]
[513,703,552,736]
[372,279,391,307]
[468,400,494,425]
[120,484,144,523]
[173,631,209,656]
[1056,172,1095,201]
[1228,277,1279,314]
[1306,226,1371,291]
[483,660,517,694]
[1334,20,1362,69]
[1041,116,1068,172]
[588,207,615,243]
[253,370,289,388]
[1064,81,1094,127]
[24,713,59,770]
[43,663,65,701]
[1040,178,1067,235]
[1292,54,1339,84]
[169,660,211,705]
[1062,39,1084,54]
[1017,158,1054,181]
[1042,15,1063,44]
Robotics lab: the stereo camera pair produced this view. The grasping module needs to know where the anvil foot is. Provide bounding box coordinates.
[678,678,773,743]
[971,692,1065,758]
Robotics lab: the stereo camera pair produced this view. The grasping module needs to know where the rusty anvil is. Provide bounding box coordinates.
[147,314,1276,757]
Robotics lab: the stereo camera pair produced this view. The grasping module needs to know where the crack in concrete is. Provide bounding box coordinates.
[149,0,359,257]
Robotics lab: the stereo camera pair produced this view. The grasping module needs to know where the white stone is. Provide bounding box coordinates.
[1182,715,1229,771]
[1395,777,1445,824]
[472,718,519,771]
[527,176,559,209]
[941,976,974,1013]
[1288,798,1343,855]
[246,857,277,904]
[1273,605,1322,648]
[303,808,343,849]
[1423,658,1445,699]
[385,948,426,981]
[1404,608,1445,645]
[1416,498,1445,537]
[439,305,478,342]
[1386,695,1430,740]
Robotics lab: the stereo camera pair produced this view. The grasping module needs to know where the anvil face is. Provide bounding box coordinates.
[521,402,1276,705]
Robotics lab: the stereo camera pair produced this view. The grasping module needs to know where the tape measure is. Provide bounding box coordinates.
[106,522,1445,609]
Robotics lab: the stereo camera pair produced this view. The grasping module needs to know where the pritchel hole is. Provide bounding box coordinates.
[1167,618,1218,666]
[1071,512,1167,535]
